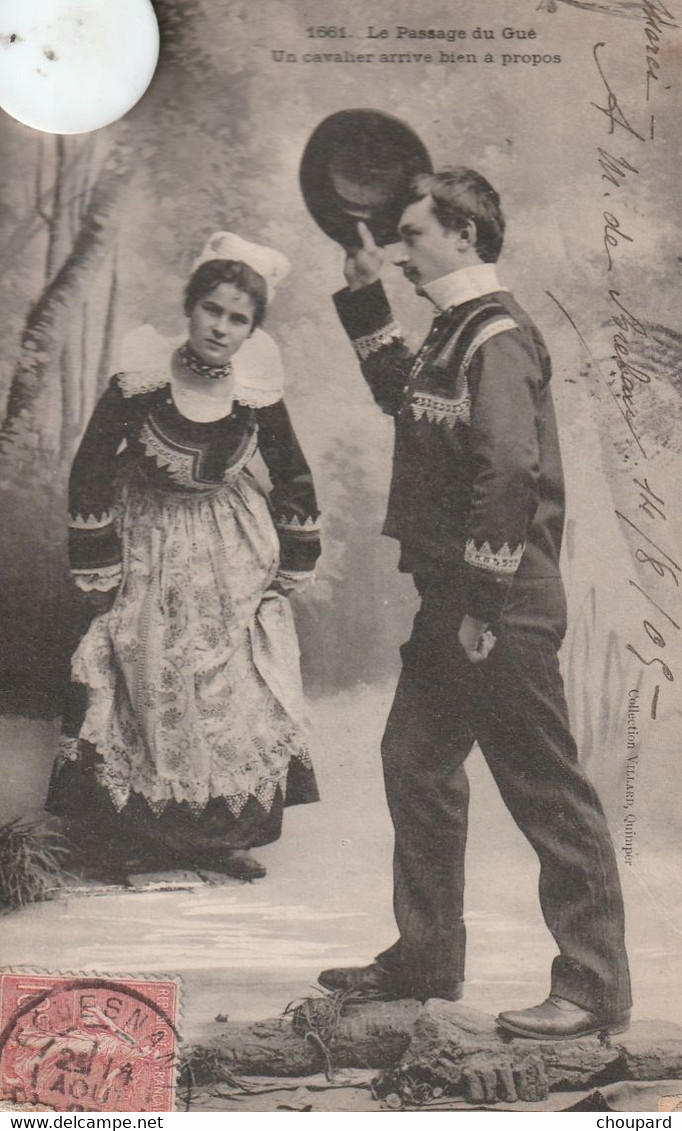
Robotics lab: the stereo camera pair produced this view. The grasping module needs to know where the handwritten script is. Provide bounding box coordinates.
[551,3,679,721]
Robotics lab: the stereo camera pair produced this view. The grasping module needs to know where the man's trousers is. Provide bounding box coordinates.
[375,575,632,1017]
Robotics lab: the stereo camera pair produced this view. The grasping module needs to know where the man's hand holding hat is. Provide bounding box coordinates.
[344,221,385,292]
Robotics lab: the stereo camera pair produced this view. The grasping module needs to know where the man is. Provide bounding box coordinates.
[319,168,631,1039]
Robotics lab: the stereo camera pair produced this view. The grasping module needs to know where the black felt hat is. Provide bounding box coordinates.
[300,109,433,248]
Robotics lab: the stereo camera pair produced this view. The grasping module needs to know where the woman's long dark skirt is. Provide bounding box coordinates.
[46,736,318,875]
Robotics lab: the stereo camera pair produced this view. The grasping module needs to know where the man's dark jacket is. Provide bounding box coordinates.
[334,279,566,622]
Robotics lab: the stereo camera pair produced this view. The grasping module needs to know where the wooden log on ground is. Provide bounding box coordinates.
[184,998,422,1082]
[184,996,682,1106]
[378,1001,682,1104]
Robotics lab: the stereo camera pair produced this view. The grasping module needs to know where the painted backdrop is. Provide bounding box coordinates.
[1,0,681,853]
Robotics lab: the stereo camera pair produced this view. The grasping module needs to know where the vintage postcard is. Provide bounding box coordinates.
[0,0,681,1114]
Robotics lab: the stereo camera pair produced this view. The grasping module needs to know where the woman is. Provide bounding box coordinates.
[47,233,321,882]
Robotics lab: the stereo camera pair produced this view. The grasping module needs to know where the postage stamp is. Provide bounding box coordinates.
[0,972,180,1112]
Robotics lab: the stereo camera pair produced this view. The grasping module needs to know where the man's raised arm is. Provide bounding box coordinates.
[333,222,414,416]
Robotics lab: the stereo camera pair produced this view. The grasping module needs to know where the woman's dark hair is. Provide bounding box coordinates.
[184,259,268,329]
[408,167,505,263]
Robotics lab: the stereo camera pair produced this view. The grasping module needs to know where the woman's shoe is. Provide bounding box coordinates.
[212,850,267,881]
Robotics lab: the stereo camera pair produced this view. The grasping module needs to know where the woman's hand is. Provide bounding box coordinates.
[344,221,385,292]
[264,580,289,598]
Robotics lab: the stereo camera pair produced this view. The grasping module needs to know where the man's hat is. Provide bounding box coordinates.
[300,109,432,248]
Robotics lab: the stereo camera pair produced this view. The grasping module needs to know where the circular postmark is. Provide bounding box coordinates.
[0,975,180,1112]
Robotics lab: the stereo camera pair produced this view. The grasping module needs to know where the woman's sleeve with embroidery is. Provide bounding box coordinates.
[68,376,129,593]
[256,399,321,589]
[333,281,414,415]
[463,329,542,622]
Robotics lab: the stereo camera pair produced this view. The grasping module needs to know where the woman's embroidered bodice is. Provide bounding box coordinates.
[68,370,321,591]
[134,390,260,490]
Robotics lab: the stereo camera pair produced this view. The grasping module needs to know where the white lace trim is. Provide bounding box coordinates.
[275,568,316,591]
[69,510,117,530]
[410,390,471,428]
[461,316,519,371]
[139,421,198,487]
[233,382,283,408]
[275,514,321,533]
[254,778,280,813]
[352,321,403,360]
[464,538,525,575]
[224,790,249,817]
[72,564,122,592]
[117,369,169,398]
[57,732,309,823]
[73,570,122,597]
[91,750,313,818]
[119,369,283,409]
[72,562,122,576]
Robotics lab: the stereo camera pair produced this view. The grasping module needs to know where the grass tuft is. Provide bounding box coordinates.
[0,817,71,912]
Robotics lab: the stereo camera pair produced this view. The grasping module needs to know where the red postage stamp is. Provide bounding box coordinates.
[0,972,180,1112]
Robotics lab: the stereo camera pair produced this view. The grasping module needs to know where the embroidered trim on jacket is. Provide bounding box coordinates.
[139,420,200,486]
[352,321,403,360]
[275,514,321,533]
[139,418,257,487]
[461,316,519,372]
[68,510,117,529]
[422,302,503,375]
[410,391,471,428]
[464,538,524,575]
[117,370,169,398]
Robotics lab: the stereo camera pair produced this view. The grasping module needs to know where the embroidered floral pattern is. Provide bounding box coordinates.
[464,538,525,575]
[71,473,312,817]
[352,320,403,361]
[410,390,471,428]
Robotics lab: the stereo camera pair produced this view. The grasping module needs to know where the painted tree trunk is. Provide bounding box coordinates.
[0,147,132,455]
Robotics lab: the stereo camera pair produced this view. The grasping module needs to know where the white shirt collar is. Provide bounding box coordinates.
[423,263,506,311]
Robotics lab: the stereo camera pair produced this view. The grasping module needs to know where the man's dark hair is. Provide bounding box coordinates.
[409,167,505,263]
[184,259,267,329]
